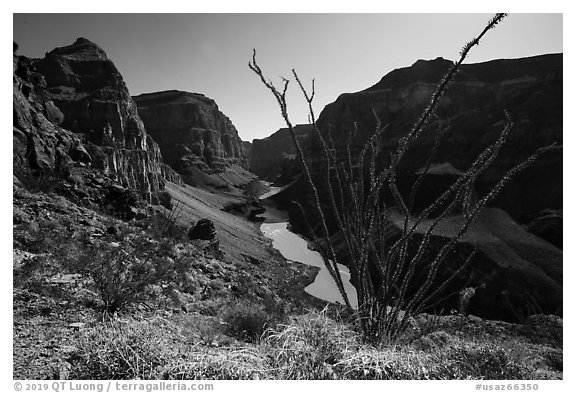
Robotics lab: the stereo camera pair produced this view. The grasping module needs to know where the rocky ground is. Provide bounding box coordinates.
[12,177,563,380]
[12,175,324,379]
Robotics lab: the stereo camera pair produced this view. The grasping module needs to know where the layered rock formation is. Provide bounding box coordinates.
[249,124,312,182]
[13,38,172,202]
[133,90,253,190]
[314,54,563,221]
[263,54,563,320]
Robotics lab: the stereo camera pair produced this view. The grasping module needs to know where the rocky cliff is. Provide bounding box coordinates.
[133,90,253,190]
[13,38,173,202]
[315,54,563,222]
[264,54,563,320]
[249,124,312,183]
[14,51,77,174]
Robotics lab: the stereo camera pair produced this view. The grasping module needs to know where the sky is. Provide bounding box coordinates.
[12,13,562,143]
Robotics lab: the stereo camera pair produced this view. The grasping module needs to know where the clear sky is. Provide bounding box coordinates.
[13,13,562,142]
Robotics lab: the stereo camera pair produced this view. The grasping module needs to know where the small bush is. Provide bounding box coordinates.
[220,302,275,343]
[59,230,197,313]
[13,220,77,300]
[439,345,533,379]
[172,313,230,347]
[155,190,173,210]
[71,319,184,379]
[411,330,455,351]
[70,317,268,380]
[263,311,355,379]
[146,201,186,241]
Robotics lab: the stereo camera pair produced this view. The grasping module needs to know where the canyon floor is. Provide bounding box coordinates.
[12,179,562,380]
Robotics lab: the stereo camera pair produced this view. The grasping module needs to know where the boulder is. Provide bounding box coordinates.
[188,219,216,241]
[102,184,142,220]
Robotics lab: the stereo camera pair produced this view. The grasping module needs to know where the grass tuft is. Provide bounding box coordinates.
[65,309,559,380]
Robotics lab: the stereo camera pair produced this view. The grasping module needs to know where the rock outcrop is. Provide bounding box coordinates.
[314,54,562,221]
[13,38,171,202]
[13,52,79,176]
[133,90,251,189]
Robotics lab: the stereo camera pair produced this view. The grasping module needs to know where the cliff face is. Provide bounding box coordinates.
[14,53,79,174]
[264,54,563,320]
[242,141,252,164]
[314,54,563,221]
[249,124,312,182]
[14,38,171,200]
[133,90,248,178]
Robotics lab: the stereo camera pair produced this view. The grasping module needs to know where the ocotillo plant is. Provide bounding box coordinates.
[250,13,557,341]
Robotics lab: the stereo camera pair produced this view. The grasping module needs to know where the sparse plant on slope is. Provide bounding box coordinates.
[249,13,558,341]
[71,318,185,379]
[147,199,186,240]
[220,302,273,343]
[60,229,197,315]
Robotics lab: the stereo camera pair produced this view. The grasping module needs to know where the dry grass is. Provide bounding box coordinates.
[67,309,560,380]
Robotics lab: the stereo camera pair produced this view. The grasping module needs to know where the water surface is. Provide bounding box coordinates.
[261,222,358,308]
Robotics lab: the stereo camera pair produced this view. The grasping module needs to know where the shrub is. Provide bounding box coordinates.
[249,13,556,341]
[147,200,186,241]
[71,317,267,380]
[522,314,563,349]
[71,319,185,379]
[155,189,173,210]
[220,301,276,343]
[261,311,543,380]
[262,311,356,379]
[59,230,197,314]
[439,345,533,380]
[13,220,76,300]
[517,297,563,349]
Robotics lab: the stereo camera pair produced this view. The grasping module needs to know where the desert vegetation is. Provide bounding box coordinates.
[18,307,561,380]
[249,13,558,341]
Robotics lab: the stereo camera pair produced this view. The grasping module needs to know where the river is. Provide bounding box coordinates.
[261,222,358,308]
[258,185,358,308]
